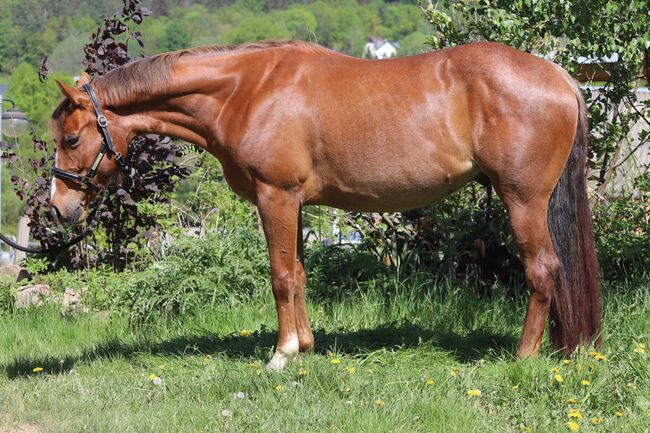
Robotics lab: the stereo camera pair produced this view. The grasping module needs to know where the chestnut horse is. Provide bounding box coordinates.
[49,41,601,370]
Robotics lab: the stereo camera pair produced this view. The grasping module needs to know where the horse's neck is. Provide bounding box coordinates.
[112,56,239,149]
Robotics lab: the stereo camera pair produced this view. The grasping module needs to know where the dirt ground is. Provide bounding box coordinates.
[0,412,42,433]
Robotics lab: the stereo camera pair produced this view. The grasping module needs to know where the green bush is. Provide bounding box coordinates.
[594,196,649,279]
[116,227,270,323]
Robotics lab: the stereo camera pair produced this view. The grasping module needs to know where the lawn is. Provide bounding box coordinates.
[0,277,648,433]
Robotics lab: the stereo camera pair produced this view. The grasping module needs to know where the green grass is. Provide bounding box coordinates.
[0,277,648,433]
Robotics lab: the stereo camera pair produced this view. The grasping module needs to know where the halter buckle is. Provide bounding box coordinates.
[97,115,108,128]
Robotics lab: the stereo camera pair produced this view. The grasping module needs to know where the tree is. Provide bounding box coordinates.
[158,20,191,52]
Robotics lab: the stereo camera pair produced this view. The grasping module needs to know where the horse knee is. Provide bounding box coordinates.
[272,270,296,302]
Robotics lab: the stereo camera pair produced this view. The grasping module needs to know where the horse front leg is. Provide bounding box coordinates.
[257,184,303,371]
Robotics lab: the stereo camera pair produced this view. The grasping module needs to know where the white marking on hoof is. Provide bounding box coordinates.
[266,338,299,372]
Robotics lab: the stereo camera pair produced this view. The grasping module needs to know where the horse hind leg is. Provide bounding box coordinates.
[502,195,562,357]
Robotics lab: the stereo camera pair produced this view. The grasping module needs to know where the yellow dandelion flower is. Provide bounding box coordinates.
[568,409,583,420]
[239,329,251,337]
[331,358,341,365]
[627,383,636,389]
[566,421,580,431]
[367,368,374,374]
[554,373,564,383]
[327,351,335,358]
[158,364,165,370]
[615,411,623,417]
[298,367,308,377]
[32,367,44,373]
[426,379,435,386]
[575,363,583,372]
[347,366,356,374]
[633,346,645,354]
[591,417,603,425]
[449,367,461,377]
[148,373,158,381]
[580,380,590,386]
[520,426,532,433]
[562,359,572,365]
[467,388,482,397]
[587,351,606,361]
[203,355,212,364]
[275,385,284,391]
[551,367,560,373]
[588,351,599,356]
[375,399,385,406]
[639,343,646,349]
[566,398,577,404]
[512,385,520,391]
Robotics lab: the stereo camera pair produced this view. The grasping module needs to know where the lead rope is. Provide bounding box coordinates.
[0,193,105,255]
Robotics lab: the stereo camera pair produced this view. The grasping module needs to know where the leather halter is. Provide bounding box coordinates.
[51,83,126,192]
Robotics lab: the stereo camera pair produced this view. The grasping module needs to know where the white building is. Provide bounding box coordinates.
[363,38,399,59]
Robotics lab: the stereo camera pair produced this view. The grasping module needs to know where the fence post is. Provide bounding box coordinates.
[14,216,30,264]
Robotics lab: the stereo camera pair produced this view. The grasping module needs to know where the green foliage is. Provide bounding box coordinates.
[158,20,192,52]
[6,63,73,134]
[594,194,649,279]
[116,228,270,323]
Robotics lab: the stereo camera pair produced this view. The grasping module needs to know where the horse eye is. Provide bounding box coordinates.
[64,135,80,147]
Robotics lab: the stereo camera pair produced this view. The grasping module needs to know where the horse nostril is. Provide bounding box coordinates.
[51,205,63,224]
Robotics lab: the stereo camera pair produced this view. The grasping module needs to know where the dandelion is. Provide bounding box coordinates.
[562,359,572,365]
[554,373,564,383]
[375,399,385,406]
[566,421,580,431]
[149,374,162,386]
[627,383,636,389]
[575,363,583,373]
[551,367,560,373]
[520,426,532,433]
[367,368,374,374]
[615,410,624,417]
[633,343,645,354]
[512,385,520,391]
[239,329,251,337]
[580,380,590,387]
[568,409,583,420]
[327,351,335,358]
[566,398,577,404]
[331,358,341,365]
[590,351,606,361]
[347,366,356,374]
[275,385,284,392]
[298,367,309,377]
[425,379,435,386]
[591,417,603,424]
[250,362,260,369]
[449,367,461,377]
[158,364,165,371]
[203,355,212,364]
[467,389,482,397]
[32,367,44,373]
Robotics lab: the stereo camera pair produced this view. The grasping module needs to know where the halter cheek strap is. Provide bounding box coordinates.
[51,83,127,192]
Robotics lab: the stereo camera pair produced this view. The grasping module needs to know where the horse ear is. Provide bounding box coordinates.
[76,72,91,88]
[55,79,89,107]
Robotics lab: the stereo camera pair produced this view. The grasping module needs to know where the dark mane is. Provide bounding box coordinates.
[92,40,320,106]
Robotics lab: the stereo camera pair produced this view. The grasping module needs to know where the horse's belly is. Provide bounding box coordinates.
[309,157,480,212]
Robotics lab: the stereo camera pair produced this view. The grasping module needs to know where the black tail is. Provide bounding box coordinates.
[547,82,602,353]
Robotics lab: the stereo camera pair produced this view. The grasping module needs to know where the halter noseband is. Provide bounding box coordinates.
[52,83,126,192]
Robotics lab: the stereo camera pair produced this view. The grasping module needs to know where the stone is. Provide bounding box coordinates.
[15,284,51,308]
